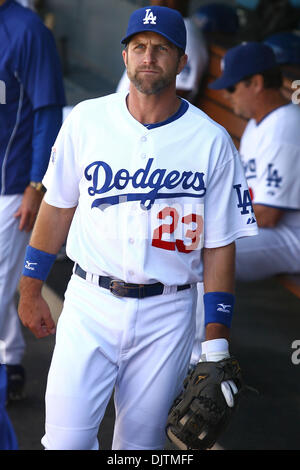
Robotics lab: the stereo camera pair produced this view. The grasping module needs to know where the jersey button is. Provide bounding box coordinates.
[141,153,147,159]
[141,135,147,142]
[129,237,134,244]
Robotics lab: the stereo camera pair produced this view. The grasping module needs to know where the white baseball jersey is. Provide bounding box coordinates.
[239,103,300,227]
[116,18,208,101]
[43,92,258,285]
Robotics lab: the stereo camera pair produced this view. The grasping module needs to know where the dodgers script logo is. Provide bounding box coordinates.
[84,158,206,211]
[143,8,157,24]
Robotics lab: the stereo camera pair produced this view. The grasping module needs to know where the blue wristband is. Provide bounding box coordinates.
[204,292,235,328]
[22,245,56,281]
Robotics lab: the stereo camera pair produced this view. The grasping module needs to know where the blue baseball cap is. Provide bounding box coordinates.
[193,3,239,34]
[209,42,277,90]
[121,5,187,52]
[264,32,300,65]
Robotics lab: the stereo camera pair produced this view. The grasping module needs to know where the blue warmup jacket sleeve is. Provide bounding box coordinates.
[0,1,66,193]
[30,105,63,182]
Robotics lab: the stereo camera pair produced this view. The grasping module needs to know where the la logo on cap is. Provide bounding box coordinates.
[143,8,157,25]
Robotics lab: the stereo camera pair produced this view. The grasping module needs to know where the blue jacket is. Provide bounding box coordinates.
[0,0,65,194]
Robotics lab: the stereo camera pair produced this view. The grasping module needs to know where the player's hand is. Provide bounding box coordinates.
[18,278,56,338]
[201,338,238,408]
[14,185,44,232]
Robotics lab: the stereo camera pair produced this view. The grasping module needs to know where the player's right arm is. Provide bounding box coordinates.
[18,200,76,338]
[252,203,284,227]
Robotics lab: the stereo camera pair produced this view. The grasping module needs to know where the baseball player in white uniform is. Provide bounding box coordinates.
[117,0,208,103]
[191,42,300,366]
[208,41,300,281]
[18,6,257,450]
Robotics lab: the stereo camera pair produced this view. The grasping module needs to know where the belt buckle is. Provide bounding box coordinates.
[109,279,127,298]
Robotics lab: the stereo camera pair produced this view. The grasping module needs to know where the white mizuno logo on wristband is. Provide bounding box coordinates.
[25,261,38,271]
[217,304,231,314]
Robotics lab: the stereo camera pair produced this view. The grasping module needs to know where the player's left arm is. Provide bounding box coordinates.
[252,203,284,228]
[166,242,242,450]
[203,241,235,341]
[202,242,239,408]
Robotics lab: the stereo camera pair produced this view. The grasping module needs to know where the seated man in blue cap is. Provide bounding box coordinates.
[208,41,300,282]
[190,41,300,367]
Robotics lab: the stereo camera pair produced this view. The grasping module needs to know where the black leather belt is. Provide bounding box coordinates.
[74,264,191,299]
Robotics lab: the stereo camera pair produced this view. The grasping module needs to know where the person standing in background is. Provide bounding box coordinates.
[209,42,300,283]
[191,41,300,366]
[0,0,65,401]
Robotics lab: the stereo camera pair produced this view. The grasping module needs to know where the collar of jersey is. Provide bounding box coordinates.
[256,102,292,126]
[142,99,189,130]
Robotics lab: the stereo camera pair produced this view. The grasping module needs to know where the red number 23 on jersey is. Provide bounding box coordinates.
[152,206,203,253]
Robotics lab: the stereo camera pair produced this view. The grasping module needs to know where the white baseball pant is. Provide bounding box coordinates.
[191,225,300,367]
[0,195,30,364]
[235,224,300,281]
[41,274,197,450]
